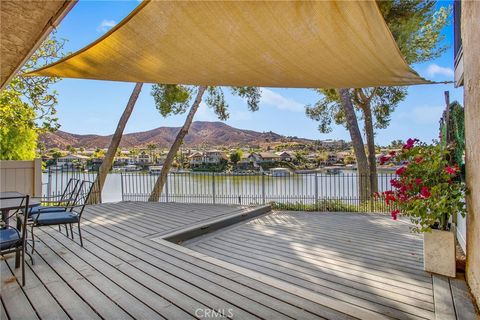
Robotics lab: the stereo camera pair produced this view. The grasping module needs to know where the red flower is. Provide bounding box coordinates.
[445,166,457,175]
[415,178,423,185]
[373,192,379,199]
[420,187,431,198]
[403,138,418,150]
[383,191,396,204]
[389,150,396,156]
[379,155,390,165]
[390,179,401,188]
[391,209,400,220]
[398,192,408,201]
[415,156,423,164]
[396,166,406,176]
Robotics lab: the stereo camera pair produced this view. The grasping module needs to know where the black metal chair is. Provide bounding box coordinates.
[0,194,30,286]
[30,181,94,250]
[29,178,81,215]
[29,178,81,237]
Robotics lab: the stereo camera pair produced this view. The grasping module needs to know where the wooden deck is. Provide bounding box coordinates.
[186,211,479,320]
[1,202,478,319]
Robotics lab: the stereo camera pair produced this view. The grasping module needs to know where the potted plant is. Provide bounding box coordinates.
[377,139,466,277]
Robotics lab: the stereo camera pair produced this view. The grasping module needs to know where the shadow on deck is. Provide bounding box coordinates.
[1,202,478,319]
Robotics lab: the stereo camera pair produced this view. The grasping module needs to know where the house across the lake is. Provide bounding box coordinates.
[248,152,281,163]
[276,151,294,162]
[56,154,89,168]
[189,150,227,168]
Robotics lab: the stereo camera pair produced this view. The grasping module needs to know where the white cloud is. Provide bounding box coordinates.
[97,19,117,33]
[399,105,444,125]
[260,88,304,112]
[194,102,219,121]
[426,64,454,78]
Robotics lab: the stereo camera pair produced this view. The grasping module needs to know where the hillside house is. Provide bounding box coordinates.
[113,156,132,166]
[204,150,227,164]
[188,150,227,168]
[318,139,348,149]
[235,154,255,171]
[136,152,151,164]
[188,152,204,166]
[276,151,294,161]
[248,152,281,163]
[56,154,89,168]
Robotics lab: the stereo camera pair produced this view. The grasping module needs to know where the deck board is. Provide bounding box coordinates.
[1,202,477,320]
[186,211,476,320]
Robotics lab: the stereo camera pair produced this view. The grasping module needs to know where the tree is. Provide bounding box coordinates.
[293,151,306,165]
[37,142,47,158]
[146,144,157,163]
[88,83,143,204]
[66,145,76,154]
[230,150,242,165]
[316,152,328,165]
[51,149,63,160]
[0,35,66,160]
[306,0,449,195]
[92,148,105,159]
[389,139,405,149]
[148,85,260,201]
[0,91,37,160]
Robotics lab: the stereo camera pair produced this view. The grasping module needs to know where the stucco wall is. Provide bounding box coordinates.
[462,0,480,308]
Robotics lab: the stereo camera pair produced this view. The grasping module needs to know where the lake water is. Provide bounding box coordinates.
[43,170,396,206]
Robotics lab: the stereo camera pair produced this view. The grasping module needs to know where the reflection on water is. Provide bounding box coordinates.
[43,170,396,205]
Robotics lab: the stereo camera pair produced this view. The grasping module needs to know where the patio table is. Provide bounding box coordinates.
[0,192,40,228]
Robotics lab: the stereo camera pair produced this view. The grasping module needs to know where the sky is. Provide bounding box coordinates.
[49,0,462,146]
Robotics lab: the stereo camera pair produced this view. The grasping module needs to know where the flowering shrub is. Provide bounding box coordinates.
[376,139,466,233]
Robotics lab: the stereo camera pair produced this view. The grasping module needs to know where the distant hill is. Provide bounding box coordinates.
[39,121,313,149]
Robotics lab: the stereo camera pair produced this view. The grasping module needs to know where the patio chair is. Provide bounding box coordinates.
[29,178,81,215]
[0,194,29,286]
[30,180,94,251]
[29,178,81,236]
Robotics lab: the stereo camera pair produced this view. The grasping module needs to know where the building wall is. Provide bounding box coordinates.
[462,0,480,307]
[0,159,42,197]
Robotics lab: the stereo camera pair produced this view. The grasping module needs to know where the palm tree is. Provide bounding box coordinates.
[146,144,157,163]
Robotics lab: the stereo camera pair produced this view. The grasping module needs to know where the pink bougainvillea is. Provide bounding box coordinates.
[377,139,466,232]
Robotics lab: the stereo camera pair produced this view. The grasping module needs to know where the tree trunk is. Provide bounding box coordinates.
[337,88,371,201]
[88,83,143,204]
[148,86,207,202]
[362,101,378,193]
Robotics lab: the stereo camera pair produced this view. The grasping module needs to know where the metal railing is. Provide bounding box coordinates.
[42,167,398,212]
[120,171,398,212]
[42,167,98,198]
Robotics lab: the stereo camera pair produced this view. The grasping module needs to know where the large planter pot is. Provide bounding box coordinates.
[423,229,456,277]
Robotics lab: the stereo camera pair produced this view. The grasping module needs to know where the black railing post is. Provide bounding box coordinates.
[212,172,216,204]
[262,173,266,205]
[314,172,319,211]
[120,172,125,201]
[165,174,169,203]
[47,167,52,197]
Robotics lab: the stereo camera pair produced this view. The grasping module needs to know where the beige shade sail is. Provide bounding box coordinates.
[29,0,429,88]
[1,0,77,90]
